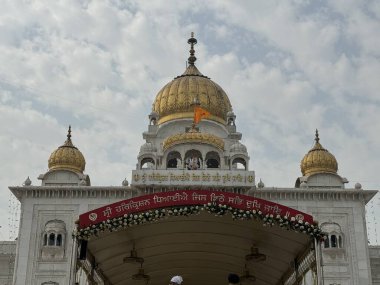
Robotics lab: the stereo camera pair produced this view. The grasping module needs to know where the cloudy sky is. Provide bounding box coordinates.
[0,0,379,243]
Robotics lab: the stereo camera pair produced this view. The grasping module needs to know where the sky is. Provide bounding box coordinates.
[0,0,379,243]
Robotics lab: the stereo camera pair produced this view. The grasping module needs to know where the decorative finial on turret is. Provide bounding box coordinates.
[187,32,197,65]
[315,129,319,143]
[64,125,74,147]
[122,178,129,187]
[23,176,32,186]
[67,125,72,141]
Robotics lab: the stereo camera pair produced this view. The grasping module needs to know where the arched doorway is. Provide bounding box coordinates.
[75,191,324,285]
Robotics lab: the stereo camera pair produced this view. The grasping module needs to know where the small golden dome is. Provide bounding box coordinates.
[48,126,86,173]
[153,34,232,125]
[301,130,338,176]
[163,128,224,151]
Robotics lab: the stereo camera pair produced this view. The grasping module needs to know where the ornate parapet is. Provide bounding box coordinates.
[249,188,378,204]
[9,186,137,201]
[131,169,255,189]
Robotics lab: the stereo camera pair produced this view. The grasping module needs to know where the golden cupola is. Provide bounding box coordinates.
[48,126,86,173]
[301,130,338,176]
[152,33,232,125]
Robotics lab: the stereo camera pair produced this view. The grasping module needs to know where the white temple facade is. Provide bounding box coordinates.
[1,35,379,285]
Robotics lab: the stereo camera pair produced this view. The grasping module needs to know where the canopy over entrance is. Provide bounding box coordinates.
[75,191,323,285]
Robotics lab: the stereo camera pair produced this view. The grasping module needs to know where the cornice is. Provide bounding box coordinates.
[8,186,378,205]
[250,188,378,204]
[8,186,139,201]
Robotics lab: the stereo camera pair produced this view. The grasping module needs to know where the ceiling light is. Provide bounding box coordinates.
[245,246,266,262]
[132,267,150,281]
[123,244,144,264]
[240,264,256,284]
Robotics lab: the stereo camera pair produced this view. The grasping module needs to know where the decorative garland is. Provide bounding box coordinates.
[74,203,325,240]
[204,203,324,239]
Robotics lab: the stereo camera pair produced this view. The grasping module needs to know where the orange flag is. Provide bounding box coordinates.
[194,106,210,124]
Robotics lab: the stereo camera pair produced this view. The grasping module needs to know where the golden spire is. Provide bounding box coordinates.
[187,32,197,65]
[315,129,319,143]
[63,125,74,147]
[300,130,338,176]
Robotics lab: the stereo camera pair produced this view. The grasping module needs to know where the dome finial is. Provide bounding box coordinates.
[187,32,197,65]
[67,125,72,140]
[64,125,73,146]
[315,129,320,143]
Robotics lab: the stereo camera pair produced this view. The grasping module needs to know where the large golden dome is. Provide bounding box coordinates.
[153,34,232,125]
[48,126,86,173]
[301,130,338,176]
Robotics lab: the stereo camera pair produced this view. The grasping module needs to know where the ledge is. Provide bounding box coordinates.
[8,186,378,204]
[250,188,378,204]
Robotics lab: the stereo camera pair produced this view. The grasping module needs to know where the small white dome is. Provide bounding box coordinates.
[227,111,235,117]
[354,182,362,190]
[257,179,265,188]
[45,220,66,232]
[149,111,159,118]
[230,141,247,153]
[23,176,32,186]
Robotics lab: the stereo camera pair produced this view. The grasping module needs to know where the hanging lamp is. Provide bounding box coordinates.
[245,246,266,262]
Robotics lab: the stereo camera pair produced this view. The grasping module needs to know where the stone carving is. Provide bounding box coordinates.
[186,157,202,170]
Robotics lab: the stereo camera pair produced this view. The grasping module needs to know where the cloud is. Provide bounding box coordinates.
[0,0,378,243]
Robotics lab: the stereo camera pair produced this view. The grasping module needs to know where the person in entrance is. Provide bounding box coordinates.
[170,275,183,285]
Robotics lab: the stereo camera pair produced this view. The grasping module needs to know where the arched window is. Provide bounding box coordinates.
[321,222,344,252]
[56,234,62,246]
[41,220,67,260]
[232,157,247,170]
[48,233,55,246]
[141,157,155,169]
[167,151,181,169]
[205,151,220,169]
[167,158,177,168]
[324,237,330,248]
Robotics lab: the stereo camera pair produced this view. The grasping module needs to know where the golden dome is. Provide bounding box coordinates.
[163,128,224,151]
[153,34,232,125]
[48,126,86,173]
[301,130,338,176]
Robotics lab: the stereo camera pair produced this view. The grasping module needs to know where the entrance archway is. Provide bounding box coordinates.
[75,190,324,285]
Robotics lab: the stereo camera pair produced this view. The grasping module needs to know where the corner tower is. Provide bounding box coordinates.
[132,34,255,192]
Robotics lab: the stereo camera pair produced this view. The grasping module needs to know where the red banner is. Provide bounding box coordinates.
[79,190,314,228]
